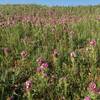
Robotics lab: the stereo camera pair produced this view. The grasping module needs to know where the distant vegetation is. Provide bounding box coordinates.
[0,5,100,100]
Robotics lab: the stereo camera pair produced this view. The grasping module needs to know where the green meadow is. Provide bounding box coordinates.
[0,5,100,100]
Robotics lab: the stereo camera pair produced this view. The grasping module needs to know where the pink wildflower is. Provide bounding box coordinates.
[84,96,91,100]
[20,50,28,59]
[36,62,48,72]
[36,57,45,65]
[89,39,96,46]
[87,81,96,92]
[24,80,32,91]
[41,62,48,68]
[95,88,100,94]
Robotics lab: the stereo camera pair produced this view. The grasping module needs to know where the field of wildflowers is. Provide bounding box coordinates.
[0,5,100,100]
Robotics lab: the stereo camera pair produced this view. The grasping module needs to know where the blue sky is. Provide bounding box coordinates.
[0,0,100,6]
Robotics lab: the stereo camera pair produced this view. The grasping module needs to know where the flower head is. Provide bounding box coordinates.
[95,88,100,94]
[20,50,28,59]
[89,39,96,46]
[41,62,48,68]
[24,80,32,91]
[36,57,45,65]
[84,96,91,100]
[87,81,96,92]
[36,62,48,73]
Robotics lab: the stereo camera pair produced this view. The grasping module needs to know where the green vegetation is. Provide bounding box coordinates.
[0,5,100,100]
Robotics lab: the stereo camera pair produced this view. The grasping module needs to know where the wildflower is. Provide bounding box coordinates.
[87,81,96,92]
[89,39,96,46]
[36,57,45,65]
[84,96,91,100]
[95,88,100,94]
[70,51,76,58]
[20,50,28,59]
[36,62,48,72]
[40,62,48,70]
[24,80,32,91]
[41,62,48,68]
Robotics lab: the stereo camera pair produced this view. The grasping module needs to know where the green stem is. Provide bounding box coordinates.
[27,91,32,100]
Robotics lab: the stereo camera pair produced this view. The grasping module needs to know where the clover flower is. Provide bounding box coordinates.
[36,57,45,65]
[24,80,32,91]
[36,62,48,72]
[87,81,100,95]
[87,81,96,92]
[89,39,96,46]
[20,50,28,59]
[41,62,48,68]
[95,88,100,94]
[84,96,91,100]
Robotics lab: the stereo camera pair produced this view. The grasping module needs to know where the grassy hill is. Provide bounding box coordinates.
[0,5,100,100]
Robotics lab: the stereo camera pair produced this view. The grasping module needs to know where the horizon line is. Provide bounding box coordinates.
[0,3,100,7]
